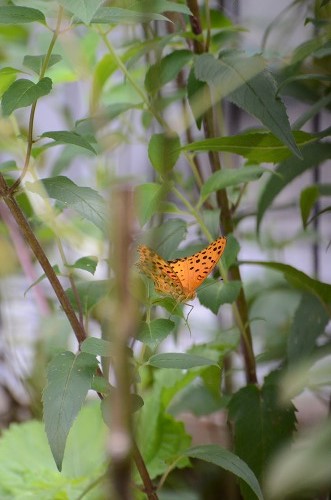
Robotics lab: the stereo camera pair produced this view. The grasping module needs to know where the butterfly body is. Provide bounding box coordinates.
[137,236,227,302]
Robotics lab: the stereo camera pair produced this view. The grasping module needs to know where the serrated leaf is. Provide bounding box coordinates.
[184,445,263,500]
[194,52,302,159]
[65,255,98,275]
[241,260,331,307]
[148,132,180,174]
[0,6,45,24]
[43,351,98,470]
[1,77,52,115]
[228,372,296,500]
[41,131,96,154]
[198,280,242,314]
[65,280,109,314]
[26,176,106,232]
[91,7,168,24]
[201,166,265,202]
[183,130,317,164]
[58,0,104,24]
[81,337,112,357]
[134,182,169,226]
[257,142,331,232]
[148,353,220,369]
[287,292,329,365]
[137,319,175,349]
[23,54,62,74]
[145,50,192,93]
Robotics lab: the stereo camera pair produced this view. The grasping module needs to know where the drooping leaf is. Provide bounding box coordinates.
[228,372,296,499]
[1,77,52,115]
[184,445,263,500]
[287,292,329,364]
[26,176,107,232]
[198,280,242,314]
[43,351,98,470]
[257,142,331,232]
[147,353,220,369]
[194,52,302,159]
[0,6,45,24]
[148,132,180,175]
[138,319,175,349]
[41,131,96,154]
[57,0,104,24]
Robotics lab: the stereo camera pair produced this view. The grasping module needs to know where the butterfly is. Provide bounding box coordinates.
[136,236,227,303]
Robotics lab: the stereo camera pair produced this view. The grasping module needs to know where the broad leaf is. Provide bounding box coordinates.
[0,6,45,24]
[138,319,175,349]
[81,337,113,357]
[23,54,62,74]
[198,280,242,314]
[65,255,98,275]
[129,0,192,15]
[228,372,296,499]
[26,176,106,232]
[194,52,301,159]
[257,142,331,232]
[147,353,220,369]
[1,77,52,115]
[148,132,180,175]
[43,351,98,470]
[65,280,109,313]
[91,7,168,24]
[41,131,96,154]
[145,50,192,93]
[137,218,187,259]
[287,292,329,364]
[184,445,263,500]
[134,182,170,226]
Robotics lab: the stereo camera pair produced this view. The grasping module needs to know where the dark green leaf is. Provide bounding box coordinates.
[65,280,109,314]
[145,50,192,93]
[65,256,98,275]
[138,319,175,349]
[81,337,112,357]
[134,182,170,226]
[257,143,331,232]
[183,131,317,163]
[0,6,45,24]
[43,351,98,470]
[240,260,331,308]
[23,54,62,74]
[26,176,106,232]
[221,233,240,271]
[91,7,168,24]
[184,445,263,500]
[41,131,96,154]
[148,353,220,369]
[129,0,192,15]
[194,52,302,159]
[228,372,296,499]
[1,77,52,115]
[300,184,331,227]
[58,0,104,24]
[137,218,187,259]
[201,166,265,201]
[148,132,180,175]
[287,293,329,364]
[198,280,242,314]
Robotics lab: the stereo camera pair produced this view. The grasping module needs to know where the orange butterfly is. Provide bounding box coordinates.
[137,236,227,303]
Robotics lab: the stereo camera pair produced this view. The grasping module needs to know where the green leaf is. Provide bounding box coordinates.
[58,0,104,24]
[23,54,62,74]
[148,132,180,175]
[228,372,296,500]
[1,77,52,115]
[65,255,98,275]
[221,233,240,271]
[187,67,207,129]
[147,353,220,369]
[194,52,302,159]
[0,6,45,24]
[43,351,98,470]
[241,260,331,307]
[287,292,329,365]
[137,319,175,349]
[91,7,168,24]
[134,182,170,226]
[198,280,242,314]
[0,67,18,97]
[145,50,192,93]
[184,445,263,500]
[300,184,331,227]
[182,130,317,163]
[65,280,109,314]
[201,166,265,202]
[24,264,61,297]
[81,337,113,357]
[129,0,192,15]
[257,142,331,232]
[0,160,18,172]
[41,130,96,154]
[26,176,106,232]
[138,218,187,259]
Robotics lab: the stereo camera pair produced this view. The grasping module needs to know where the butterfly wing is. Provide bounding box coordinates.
[168,236,227,298]
[137,245,186,301]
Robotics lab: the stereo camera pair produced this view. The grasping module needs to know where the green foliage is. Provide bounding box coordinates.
[0,1,330,499]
